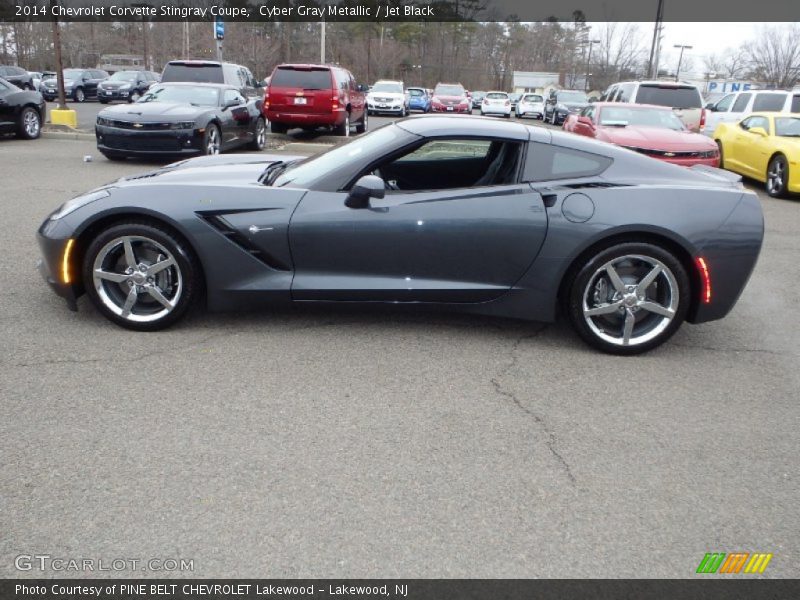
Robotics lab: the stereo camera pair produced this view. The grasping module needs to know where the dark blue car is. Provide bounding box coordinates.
[406,87,431,113]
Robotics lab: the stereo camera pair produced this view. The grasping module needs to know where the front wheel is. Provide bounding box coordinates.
[566,243,690,355]
[203,124,221,155]
[249,117,266,150]
[17,107,41,139]
[766,155,789,198]
[128,91,141,103]
[82,222,202,331]
[73,87,85,102]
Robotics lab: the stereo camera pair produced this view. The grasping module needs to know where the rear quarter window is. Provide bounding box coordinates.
[162,64,224,84]
[523,143,612,181]
[792,95,800,113]
[752,93,787,112]
[635,85,701,109]
[271,67,332,90]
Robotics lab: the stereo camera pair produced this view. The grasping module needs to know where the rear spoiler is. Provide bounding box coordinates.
[690,164,743,187]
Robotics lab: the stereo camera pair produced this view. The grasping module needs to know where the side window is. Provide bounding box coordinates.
[741,116,770,133]
[752,93,787,112]
[223,89,243,105]
[523,143,612,181]
[374,138,522,191]
[792,95,800,114]
[600,86,615,102]
[732,92,751,113]
[714,93,736,112]
[618,83,635,102]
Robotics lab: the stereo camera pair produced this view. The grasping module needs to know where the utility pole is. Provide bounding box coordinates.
[647,0,665,78]
[674,44,692,81]
[51,8,67,110]
[320,20,326,63]
[585,39,600,92]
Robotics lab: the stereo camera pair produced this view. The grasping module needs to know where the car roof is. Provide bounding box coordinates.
[396,114,530,140]
[154,81,233,90]
[486,90,508,95]
[592,102,672,111]
[277,63,333,69]
[748,112,797,117]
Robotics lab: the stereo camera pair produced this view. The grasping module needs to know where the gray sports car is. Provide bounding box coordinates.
[37,116,764,354]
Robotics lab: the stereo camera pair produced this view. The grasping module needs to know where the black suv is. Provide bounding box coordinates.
[544,89,590,125]
[97,70,160,103]
[161,60,262,101]
[0,66,34,90]
[41,69,109,102]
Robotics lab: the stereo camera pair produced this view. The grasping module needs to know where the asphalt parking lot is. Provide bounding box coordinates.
[1,134,798,578]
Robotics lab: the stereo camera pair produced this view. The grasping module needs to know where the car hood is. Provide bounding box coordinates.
[43,78,75,86]
[116,154,305,187]
[599,125,717,151]
[558,101,589,110]
[99,102,211,122]
[434,95,467,102]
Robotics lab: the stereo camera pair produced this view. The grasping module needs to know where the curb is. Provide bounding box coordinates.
[41,129,95,141]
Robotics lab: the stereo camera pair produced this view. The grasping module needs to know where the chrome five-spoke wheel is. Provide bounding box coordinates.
[568,243,689,354]
[83,222,200,330]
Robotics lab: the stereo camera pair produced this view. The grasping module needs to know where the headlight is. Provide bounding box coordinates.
[50,189,112,221]
[97,116,110,127]
[700,149,719,158]
[170,121,196,130]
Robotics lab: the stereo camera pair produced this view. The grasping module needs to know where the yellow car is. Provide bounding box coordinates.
[713,112,800,198]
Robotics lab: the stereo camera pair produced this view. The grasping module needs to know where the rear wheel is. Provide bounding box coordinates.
[766,155,789,198]
[17,107,41,140]
[334,113,351,137]
[566,243,690,355]
[82,222,201,331]
[249,117,267,150]
[355,110,368,134]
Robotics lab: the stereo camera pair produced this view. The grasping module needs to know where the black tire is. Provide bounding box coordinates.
[766,154,789,198]
[82,221,202,331]
[73,87,85,103]
[270,121,288,134]
[334,112,351,136]
[17,106,41,140]
[203,123,221,155]
[355,110,367,134]
[249,117,266,150]
[565,242,690,355]
[99,99,109,104]
[101,151,127,161]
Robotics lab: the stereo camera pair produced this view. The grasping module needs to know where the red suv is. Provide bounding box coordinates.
[263,64,367,136]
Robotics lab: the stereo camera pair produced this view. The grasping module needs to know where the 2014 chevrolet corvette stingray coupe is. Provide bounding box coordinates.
[37,116,764,354]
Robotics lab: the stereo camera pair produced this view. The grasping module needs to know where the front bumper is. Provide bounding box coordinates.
[37,221,80,311]
[367,102,404,114]
[408,102,430,112]
[95,124,203,157]
[431,105,470,113]
[98,88,132,100]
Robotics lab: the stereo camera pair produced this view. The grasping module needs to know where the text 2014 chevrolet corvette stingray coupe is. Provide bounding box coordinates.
[37,116,764,354]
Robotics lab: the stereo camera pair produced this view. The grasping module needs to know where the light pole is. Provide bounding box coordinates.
[584,39,600,92]
[674,44,692,82]
[130,3,151,70]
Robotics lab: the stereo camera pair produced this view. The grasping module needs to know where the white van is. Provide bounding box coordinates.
[704,89,800,136]
[600,80,705,132]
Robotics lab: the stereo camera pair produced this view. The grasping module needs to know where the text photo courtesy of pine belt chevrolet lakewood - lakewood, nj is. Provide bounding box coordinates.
[1,0,800,597]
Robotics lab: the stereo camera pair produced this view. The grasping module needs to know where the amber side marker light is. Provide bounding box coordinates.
[62,238,75,284]
[696,257,712,304]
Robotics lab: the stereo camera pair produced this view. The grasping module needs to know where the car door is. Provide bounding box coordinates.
[0,79,16,132]
[220,88,252,147]
[731,116,771,178]
[288,137,548,303]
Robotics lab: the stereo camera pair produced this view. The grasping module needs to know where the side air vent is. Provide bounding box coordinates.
[199,213,290,271]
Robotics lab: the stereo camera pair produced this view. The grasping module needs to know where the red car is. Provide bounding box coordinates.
[430,82,471,113]
[263,64,367,136]
[563,102,720,168]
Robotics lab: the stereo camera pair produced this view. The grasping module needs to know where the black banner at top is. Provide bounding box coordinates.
[1,0,799,22]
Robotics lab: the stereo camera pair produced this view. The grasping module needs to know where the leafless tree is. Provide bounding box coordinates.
[745,24,800,88]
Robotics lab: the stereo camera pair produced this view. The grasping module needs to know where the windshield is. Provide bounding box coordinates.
[558,91,588,103]
[139,85,219,106]
[599,106,686,130]
[636,85,702,109]
[108,71,138,82]
[522,95,543,102]
[775,117,800,137]
[435,85,465,97]
[274,125,404,188]
[371,82,403,94]
[62,69,83,80]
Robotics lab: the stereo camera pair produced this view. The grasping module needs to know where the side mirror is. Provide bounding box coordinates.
[705,102,716,111]
[577,116,594,128]
[346,175,386,208]
[748,126,768,137]
[223,98,243,110]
